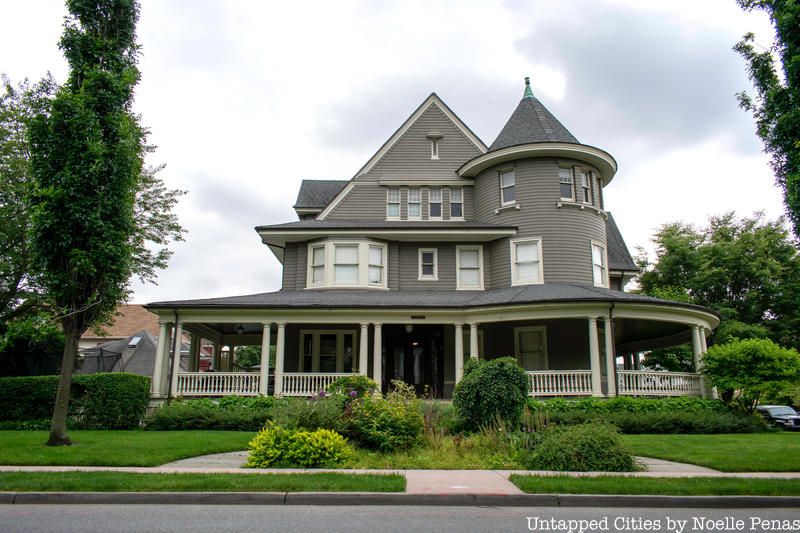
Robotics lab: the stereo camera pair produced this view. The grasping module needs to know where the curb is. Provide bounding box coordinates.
[2,492,800,507]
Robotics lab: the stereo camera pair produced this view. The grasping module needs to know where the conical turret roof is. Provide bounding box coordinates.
[488,77,578,151]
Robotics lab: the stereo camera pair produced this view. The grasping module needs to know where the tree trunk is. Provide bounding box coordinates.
[46,327,79,446]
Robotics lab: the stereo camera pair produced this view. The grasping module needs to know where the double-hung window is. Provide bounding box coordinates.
[408,188,421,219]
[457,245,483,289]
[333,244,359,285]
[577,169,591,204]
[368,245,384,285]
[559,167,574,201]
[511,238,543,285]
[310,245,325,286]
[386,188,400,219]
[450,187,463,219]
[418,248,438,280]
[500,169,515,205]
[591,242,607,287]
[429,188,442,219]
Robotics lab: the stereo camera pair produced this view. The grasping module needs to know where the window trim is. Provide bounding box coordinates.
[418,248,439,281]
[591,240,608,288]
[386,188,401,220]
[577,168,591,204]
[306,240,388,289]
[407,187,422,220]
[309,244,326,287]
[449,187,464,220]
[510,237,544,286]
[456,245,484,290]
[513,326,549,370]
[499,169,516,207]
[428,187,442,220]
[559,167,575,202]
[332,242,360,286]
[430,138,439,160]
[368,244,385,286]
[299,329,358,373]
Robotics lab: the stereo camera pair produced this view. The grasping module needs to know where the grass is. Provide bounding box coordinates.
[510,475,800,496]
[621,433,800,472]
[0,472,404,492]
[0,431,253,467]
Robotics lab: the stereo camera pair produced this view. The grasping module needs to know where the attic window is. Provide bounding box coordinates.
[408,188,421,219]
[427,131,442,160]
[386,188,400,219]
[450,187,463,219]
[429,188,442,219]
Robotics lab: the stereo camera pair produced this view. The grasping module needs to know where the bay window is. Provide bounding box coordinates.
[307,240,388,289]
[368,245,384,285]
[334,244,359,284]
[310,245,325,286]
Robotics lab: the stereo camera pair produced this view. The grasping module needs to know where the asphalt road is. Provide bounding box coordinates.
[1,505,799,533]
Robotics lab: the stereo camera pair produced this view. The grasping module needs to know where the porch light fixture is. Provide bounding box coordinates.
[405,324,413,333]
[235,324,245,335]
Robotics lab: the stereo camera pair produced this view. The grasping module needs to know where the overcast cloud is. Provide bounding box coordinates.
[0,0,785,303]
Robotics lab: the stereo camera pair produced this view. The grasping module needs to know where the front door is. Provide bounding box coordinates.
[383,325,444,397]
[514,326,548,370]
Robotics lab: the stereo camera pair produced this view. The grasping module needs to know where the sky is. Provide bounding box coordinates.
[0,0,785,303]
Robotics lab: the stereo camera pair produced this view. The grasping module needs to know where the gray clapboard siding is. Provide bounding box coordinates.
[397,243,458,290]
[282,242,297,290]
[295,242,308,290]
[473,158,607,288]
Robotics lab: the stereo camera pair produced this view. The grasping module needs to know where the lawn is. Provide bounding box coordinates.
[510,475,800,496]
[0,472,404,492]
[0,431,253,467]
[622,433,800,472]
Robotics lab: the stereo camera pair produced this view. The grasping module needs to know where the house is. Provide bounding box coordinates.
[76,330,195,376]
[146,78,718,402]
[79,304,159,350]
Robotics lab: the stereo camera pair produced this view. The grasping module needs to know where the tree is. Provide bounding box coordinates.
[0,315,64,377]
[735,1,800,238]
[28,0,146,446]
[637,212,800,349]
[234,346,261,369]
[703,338,800,413]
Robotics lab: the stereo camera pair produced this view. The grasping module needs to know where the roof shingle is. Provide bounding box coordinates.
[489,95,578,151]
[293,180,348,209]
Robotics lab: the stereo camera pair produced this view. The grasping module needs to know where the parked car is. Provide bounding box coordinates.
[756,405,800,431]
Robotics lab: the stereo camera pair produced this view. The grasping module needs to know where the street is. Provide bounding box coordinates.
[1,505,799,533]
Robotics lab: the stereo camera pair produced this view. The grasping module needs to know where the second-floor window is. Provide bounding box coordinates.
[577,169,591,204]
[334,244,359,284]
[559,167,574,201]
[368,245,384,285]
[418,248,438,280]
[450,187,463,219]
[591,242,607,287]
[310,245,325,286]
[387,188,400,219]
[511,238,543,285]
[429,188,442,219]
[408,188,421,219]
[457,245,483,290]
[500,169,515,205]
[308,241,388,289]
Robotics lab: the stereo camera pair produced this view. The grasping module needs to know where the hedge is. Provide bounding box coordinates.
[0,373,151,429]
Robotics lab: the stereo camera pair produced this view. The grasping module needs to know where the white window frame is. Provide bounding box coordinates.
[408,187,421,220]
[386,188,400,220]
[430,138,439,160]
[309,244,326,287]
[510,237,544,286]
[449,187,464,220]
[456,245,484,290]
[333,243,360,286]
[559,167,575,201]
[428,187,442,220]
[591,240,608,288]
[499,169,516,206]
[306,240,388,289]
[299,329,358,373]
[368,244,385,286]
[513,326,549,370]
[577,168,591,204]
[418,248,439,281]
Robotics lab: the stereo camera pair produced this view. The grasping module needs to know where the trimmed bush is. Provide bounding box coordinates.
[529,396,728,414]
[246,423,351,468]
[145,398,274,431]
[546,410,766,434]
[452,357,528,431]
[271,395,348,432]
[522,423,638,472]
[327,375,379,398]
[345,386,424,451]
[0,373,150,429]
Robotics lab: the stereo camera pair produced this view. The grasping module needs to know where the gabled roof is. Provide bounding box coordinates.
[81,304,159,340]
[489,79,578,151]
[606,213,639,272]
[293,180,348,209]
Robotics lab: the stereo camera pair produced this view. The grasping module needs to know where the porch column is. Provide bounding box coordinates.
[373,323,382,390]
[228,343,235,371]
[274,322,286,397]
[454,323,464,384]
[359,323,369,376]
[633,352,641,370]
[603,317,617,397]
[259,323,271,395]
[469,323,479,360]
[169,322,184,397]
[151,323,169,397]
[587,318,603,397]
[699,330,717,399]
[212,342,221,371]
[691,324,710,399]
[189,335,201,372]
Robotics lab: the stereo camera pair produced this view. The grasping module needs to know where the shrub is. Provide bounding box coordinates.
[0,315,64,377]
[546,410,766,434]
[522,423,638,472]
[217,395,275,410]
[145,398,274,431]
[345,384,423,451]
[246,423,351,468]
[452,357,528,431]
[327,375,379,398]
[271,395,347,432]
[529,396,728,414]
[0,373,150,429]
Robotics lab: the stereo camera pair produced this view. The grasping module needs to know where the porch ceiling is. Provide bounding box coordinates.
[614,318,691,352]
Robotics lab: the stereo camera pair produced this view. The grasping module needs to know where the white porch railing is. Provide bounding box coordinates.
[527,370,594,397]
[618,370,702,397]
[176,372,260,396]
[281,373,353,397]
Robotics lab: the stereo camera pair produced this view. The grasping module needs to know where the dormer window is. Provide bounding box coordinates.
[559,167,575,201]
[450,187,463,219]
[577,169,591,204]
[387,188,400,219]
[408,188,421,219]
[500,170,515,206]
[429,188,442,219]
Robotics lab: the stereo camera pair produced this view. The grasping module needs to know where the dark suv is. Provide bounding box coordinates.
[756,405,800,431]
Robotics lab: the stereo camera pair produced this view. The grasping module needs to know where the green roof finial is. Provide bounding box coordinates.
[523,76,534,99]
